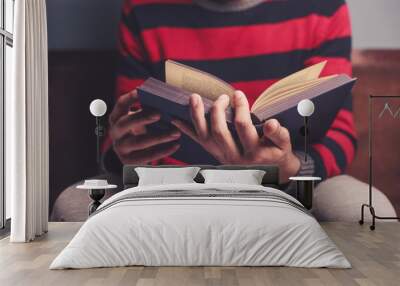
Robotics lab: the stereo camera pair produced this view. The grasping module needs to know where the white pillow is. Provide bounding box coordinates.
[135,167,201,186]
[200,169,266,185]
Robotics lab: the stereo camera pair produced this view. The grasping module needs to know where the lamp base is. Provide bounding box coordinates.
[289,177,321,210]
[295,180,314,210]
[88,189,105,215]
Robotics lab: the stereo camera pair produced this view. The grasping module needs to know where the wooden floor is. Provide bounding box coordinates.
[0,222,399,286]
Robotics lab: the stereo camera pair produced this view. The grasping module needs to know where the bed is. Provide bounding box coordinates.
[50,165,350,269]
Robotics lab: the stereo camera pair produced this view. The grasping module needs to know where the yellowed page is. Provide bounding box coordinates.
[251,75,336,111]
[251,76,335,112]
[165,60,235,100]
[252,61,327,108]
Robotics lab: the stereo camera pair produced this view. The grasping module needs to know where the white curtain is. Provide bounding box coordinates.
[8,0,49,242]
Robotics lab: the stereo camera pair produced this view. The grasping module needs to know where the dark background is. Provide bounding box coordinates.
[47,0,123,214]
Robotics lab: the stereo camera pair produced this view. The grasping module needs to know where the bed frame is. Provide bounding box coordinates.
[123,165,280,189]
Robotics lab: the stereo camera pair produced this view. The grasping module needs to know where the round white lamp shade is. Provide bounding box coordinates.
[90,99,107,117]
[297,99,315,117]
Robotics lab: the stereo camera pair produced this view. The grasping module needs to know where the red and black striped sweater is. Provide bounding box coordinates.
[103,0,357,181]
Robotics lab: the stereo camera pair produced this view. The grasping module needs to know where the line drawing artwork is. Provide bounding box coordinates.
[378,103,400,119]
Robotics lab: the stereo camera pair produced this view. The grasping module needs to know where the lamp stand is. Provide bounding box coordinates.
[94,117,105,167]
[304,117,308,162]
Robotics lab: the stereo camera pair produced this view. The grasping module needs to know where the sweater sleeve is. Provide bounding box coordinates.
[115,1,150,96]
[304,1,357,180]
[102,0,151,174]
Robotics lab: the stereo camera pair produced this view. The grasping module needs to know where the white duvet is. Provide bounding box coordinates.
[50,183,350,269]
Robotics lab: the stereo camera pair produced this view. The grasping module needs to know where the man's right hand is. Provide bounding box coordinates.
[109,90,181,164]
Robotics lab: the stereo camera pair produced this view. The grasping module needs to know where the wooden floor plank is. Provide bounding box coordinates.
[0,222,399,286]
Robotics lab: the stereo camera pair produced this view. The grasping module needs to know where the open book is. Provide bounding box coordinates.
[137,60,356,164]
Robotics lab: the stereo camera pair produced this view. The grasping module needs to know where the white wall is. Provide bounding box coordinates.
[47,0,400,50]
[347,0,400,49]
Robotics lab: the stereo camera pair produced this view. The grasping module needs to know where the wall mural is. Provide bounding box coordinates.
[47,1,400,223]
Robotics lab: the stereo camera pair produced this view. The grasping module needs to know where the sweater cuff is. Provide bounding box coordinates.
[283,151,316,196]
[293,151,315,177]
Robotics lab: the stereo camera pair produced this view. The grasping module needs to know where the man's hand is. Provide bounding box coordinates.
[109,90,181,164]
[171,91,300,183]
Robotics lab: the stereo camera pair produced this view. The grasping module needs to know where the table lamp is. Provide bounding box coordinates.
[80,99,117,216]
[89,99,107,166]
[297,99,315,162]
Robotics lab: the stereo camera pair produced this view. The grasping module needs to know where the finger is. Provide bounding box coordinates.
[122,143,180,164]
[256,146,283,165]
[263,119,291,150]
[232,90,259,151]
[109,90,138,125]
[111,110,161,141]
[211,94,240,158]
[171,119,198,142]
[190,93,208,140]
[115,130,181,155]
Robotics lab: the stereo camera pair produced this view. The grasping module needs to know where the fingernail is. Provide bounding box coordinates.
[191,94,199,107]
[235,90,244,99]
[171,131,181,138]
[151,114,161,120]
[233,91,243,107]
[268,120,278,131]
[220,94,229,101]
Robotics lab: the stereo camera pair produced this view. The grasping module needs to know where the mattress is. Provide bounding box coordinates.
[50,183,350,269]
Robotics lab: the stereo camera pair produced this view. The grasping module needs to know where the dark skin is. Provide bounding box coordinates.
[108,90,181,164]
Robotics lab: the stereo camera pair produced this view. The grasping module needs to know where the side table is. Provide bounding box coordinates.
[77,180,117,215]
[289,176,321,210]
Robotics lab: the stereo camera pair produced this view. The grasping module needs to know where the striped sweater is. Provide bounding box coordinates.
[104,0,357,181]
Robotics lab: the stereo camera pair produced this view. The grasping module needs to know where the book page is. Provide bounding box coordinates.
[166,60,235,100]
[251,75,336,111]
[252,61,327,108]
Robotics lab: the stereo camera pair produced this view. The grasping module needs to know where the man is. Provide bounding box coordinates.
[104,0,356,184]
[51,0,397,221]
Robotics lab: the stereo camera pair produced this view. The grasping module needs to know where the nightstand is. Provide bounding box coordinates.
[77,180,117,215]
[289,176,321,210]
